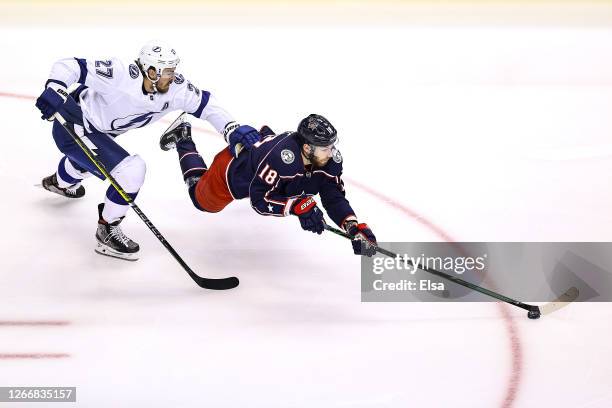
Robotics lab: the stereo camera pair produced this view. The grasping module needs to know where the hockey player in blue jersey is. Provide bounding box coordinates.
[160,114,377,256]
[34,41,260,261]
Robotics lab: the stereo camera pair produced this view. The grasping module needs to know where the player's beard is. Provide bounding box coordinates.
[156,83,170,94]
[312,156,330,168]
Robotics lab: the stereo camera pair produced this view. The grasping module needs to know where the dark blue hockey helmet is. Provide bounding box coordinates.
[297,114,337,147]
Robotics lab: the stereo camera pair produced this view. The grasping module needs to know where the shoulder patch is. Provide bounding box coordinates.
[129,64,140,79]
[281,149,295,164]
[174,73,185,84]
[332,149,343,163]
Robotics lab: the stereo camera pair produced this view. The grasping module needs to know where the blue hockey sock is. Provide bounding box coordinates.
[177,140,207,182]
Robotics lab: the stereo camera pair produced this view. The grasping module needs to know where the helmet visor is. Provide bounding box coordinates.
[160,68,176,79]
[313,137,339,156]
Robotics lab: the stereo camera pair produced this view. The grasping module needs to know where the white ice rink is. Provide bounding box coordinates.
[1,3,612,407]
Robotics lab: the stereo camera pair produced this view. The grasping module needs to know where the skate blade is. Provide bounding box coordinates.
[35,183,82,199]
[95,242,139,262]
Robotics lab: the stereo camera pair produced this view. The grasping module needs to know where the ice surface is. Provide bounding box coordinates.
[1,17,611,408]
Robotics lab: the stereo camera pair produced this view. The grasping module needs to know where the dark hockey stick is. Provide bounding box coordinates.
[54,111,239,290]
[324,224,578,319]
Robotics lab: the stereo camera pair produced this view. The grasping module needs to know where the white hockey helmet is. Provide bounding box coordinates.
[137,40,180,82]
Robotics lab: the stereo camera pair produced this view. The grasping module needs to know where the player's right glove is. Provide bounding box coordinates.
[346,221,377,257]
[224,122,260,157]
[35,86,66,120]
[291,196,326,235]
[35,85,83,125]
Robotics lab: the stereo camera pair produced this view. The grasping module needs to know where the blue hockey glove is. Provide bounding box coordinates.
[35,86,83,125]
[346,221,377,256]
[224,122,260,157]
[35,87,67,120]
[291,196,326,235]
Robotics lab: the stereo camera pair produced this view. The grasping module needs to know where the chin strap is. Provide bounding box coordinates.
[137,61,159,94]
[148,74,159,93]
[304,144,315,162]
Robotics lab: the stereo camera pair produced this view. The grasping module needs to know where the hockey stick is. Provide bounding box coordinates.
[324,224,578,319]
[54,111,239,290]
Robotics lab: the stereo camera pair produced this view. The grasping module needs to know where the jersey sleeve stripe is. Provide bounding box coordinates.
[44,79,67,89]
[192,90,211,118]
[74,58,88,84]
[283,198,297,216]
[312,169,337,178]
[263,179,288,206]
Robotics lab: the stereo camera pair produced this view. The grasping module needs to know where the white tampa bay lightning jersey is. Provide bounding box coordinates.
[45,57,234,136]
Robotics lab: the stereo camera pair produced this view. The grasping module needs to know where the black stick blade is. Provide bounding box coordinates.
[193,275,240,290]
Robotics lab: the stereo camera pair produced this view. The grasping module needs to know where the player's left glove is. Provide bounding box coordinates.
[224,122,260,157]
[346,221,377,257]
[291,196,326,235]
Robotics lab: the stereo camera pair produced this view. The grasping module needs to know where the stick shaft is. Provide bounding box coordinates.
[54,112,238,289]
[325,224,533,311]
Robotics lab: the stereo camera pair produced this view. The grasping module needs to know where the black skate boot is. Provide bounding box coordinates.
[160,119,192,151]
[41,173,85,198]
[259,125,276,137]
[95,203,139,261]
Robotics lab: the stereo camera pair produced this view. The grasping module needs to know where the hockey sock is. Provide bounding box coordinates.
[101,195,134,223]
[177,140,207,182]
[186,177,205,212]
[56,156,91,188]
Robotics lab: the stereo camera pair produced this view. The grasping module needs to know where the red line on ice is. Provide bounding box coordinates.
[0,91,35,100]
[0,353,70,359]
[342,176,457,242]
[2,90,522,407]
[342,176,523,408]
[0,321,70,326]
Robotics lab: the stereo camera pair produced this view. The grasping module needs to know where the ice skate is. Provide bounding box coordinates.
[41,173,85,198]
[95,203,140,261]
[160,115,192,151]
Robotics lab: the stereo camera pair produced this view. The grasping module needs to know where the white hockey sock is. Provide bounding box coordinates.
[56,159,92,188]
[101,198,129,223]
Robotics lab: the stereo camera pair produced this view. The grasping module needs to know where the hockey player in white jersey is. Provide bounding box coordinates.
[35,41,260,261]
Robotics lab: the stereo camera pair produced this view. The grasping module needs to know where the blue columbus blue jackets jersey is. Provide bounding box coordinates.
[227,131,357,228]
